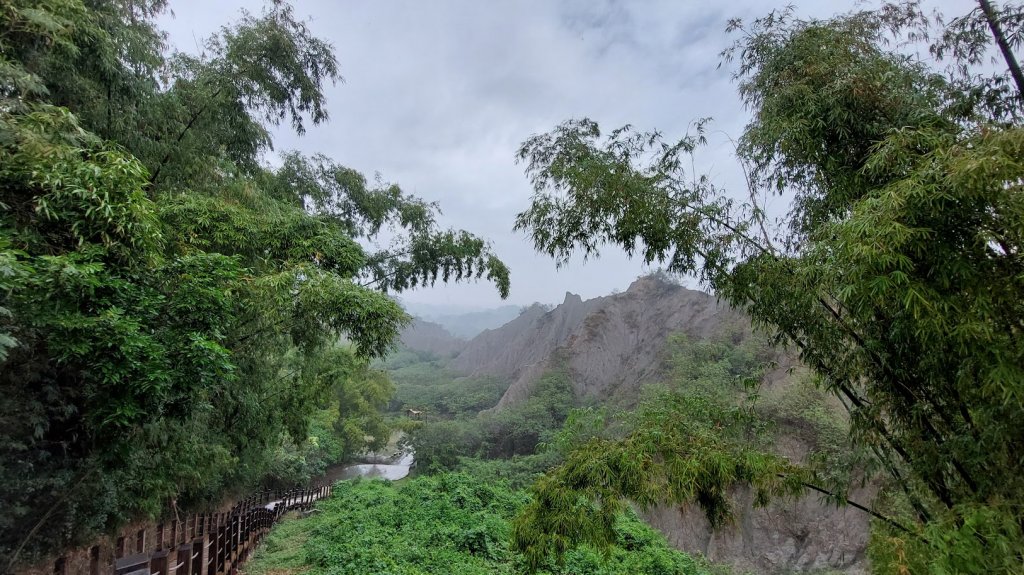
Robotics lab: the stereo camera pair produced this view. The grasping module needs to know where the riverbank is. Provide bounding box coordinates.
[311,431,415,484]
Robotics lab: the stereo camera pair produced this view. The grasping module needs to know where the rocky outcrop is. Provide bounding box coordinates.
[642,484,873,574]
[399,318,465,358]
[450,293,605,383]
[475,276,743,407]
[448,274,873,573]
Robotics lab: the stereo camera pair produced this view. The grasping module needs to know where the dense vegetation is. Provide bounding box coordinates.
[244,473,718,575]
[510,2,1024,573]
[393,354,575,473]
[0,0,508,566]
[381,348,511,416]
[250,318,842,574]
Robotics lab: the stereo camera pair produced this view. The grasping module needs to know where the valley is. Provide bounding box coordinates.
[4,1,1021,573]
[248,274,869,574]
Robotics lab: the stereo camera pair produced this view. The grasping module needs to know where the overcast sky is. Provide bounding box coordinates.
[158,0,969,310]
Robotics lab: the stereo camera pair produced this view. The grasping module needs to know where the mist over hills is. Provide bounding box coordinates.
[398,318,465,358]
[401,302,523,339]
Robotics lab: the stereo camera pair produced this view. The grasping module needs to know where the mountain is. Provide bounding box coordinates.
[448,275,871,573]
[398,318,465,358]
[450,294,605,382]
[415,305,523,339]
[451,275,743,408]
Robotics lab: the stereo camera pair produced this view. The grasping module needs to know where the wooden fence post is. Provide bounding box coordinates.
[190,535,204,575]
[149,550,169,575]
[219,513,228,575]
[176,541,192,575]
[203,515,214,575]
[207,515,219,575]
[89,545,100,575]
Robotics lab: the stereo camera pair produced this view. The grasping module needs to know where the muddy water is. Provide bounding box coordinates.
[333,451,414,481]
[314,430,415,483]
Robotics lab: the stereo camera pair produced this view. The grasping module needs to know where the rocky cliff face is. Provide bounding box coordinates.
[642,484,873,574]
[449,275,872,573]
[451,276,742,407]
[450,293,605,383]
[398,318,465,358]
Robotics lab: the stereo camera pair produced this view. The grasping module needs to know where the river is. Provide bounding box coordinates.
[314,431,415,483]
[333,451,415,481]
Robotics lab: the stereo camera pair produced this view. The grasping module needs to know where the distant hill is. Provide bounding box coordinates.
[403,303,523,339]
[398,318,465,358]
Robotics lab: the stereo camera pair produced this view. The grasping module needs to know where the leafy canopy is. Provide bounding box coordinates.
[0,0,508,565]
[511,2,1024,573]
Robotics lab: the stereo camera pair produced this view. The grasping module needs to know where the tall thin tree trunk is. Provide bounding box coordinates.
[978,0,1024,101]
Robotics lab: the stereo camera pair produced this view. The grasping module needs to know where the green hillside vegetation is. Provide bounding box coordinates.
[397,357,575,473]
[251,327,837,574]
[244,473,719,575]
[512,334,861,570]
[0,0,509,565]
[380,349,512,416]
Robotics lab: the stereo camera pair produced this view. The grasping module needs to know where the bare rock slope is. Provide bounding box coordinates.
[450,293,605,383]
[449,276,871,573]
[453,276,742,407]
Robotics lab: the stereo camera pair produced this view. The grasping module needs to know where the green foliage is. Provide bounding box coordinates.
[512,391,805,571]
[456,452,564,490]
[659,333,770,404]
[380,348,510,415]
[512,3,1024,572]
[0,0,509,564]
[245,473,715,575]
[666,332,857,492]
[262,405,346,488]
[405,364,577,470]
[404,420,485,473]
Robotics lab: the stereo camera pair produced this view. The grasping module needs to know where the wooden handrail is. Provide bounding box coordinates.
[20,484,334,575]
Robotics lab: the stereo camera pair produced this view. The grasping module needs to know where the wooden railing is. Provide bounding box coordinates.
[42,485,332,575]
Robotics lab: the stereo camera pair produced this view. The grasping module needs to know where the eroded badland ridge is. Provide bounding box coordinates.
[401,275,870,573]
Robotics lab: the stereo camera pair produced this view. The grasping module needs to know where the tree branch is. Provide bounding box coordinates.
[787,474,921,538]
[148,85,225,188]
[978,0,1024,102]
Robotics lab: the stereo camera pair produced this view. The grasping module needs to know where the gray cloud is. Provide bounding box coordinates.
[158,0,965,310]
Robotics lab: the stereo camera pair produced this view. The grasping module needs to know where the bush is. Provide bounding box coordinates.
[245,473,716,575]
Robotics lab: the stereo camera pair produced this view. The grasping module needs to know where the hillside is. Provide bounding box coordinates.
[450,275,744,407]
[450,294,605,382]
[398,318,466,358]
[444,275,871,573]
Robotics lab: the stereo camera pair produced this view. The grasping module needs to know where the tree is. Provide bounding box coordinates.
[511,2,1024,573]
[0,0,509,566]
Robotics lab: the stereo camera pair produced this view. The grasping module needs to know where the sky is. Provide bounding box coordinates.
[157,0,969,310]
